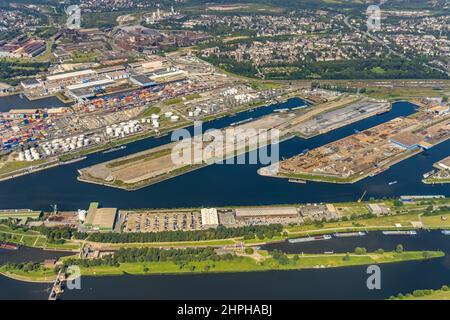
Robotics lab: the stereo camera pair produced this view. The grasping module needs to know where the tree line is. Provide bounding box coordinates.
[64,247,235,268]
[74,224,283,243]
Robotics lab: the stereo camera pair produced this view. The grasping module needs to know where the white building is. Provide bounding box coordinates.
[200,208,219,228]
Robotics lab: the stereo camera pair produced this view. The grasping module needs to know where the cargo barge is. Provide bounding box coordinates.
[382,230,417,236]
[288,179,306,184]
[230,118,253,127]
[0,242,19,250]
[102,145,127,154]
[334,231,366,238]
[288,235,332,243]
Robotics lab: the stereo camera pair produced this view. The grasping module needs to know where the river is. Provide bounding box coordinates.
[0,97,449,299]
[0,94,69,113]
[0,246,75,300]
[1,99,444,211]
[2,231,447,300]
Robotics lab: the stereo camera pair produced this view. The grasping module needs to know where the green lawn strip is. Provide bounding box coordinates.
[140,106,161,118]
[0,159,48,176]
[285,213,422,234]
[424,177,450,184]
[106,148,172,168]
[0,224,80,250]
[0,265,56,283]
[277,172,354,184]
[73,250,444,277]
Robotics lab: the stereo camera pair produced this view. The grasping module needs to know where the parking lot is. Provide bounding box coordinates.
[122,211,203,233]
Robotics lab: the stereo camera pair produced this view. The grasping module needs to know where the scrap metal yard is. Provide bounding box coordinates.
[261,104,450,184]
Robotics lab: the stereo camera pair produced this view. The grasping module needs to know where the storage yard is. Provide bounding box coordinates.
[292,99,391,138]
[261,104,450,184]
[0,52,291,180]
[119,204,341,232]
[78,112,295,190]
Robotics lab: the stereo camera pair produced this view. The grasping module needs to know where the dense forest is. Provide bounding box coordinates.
[0,61,49,85]
[263,57,448,80]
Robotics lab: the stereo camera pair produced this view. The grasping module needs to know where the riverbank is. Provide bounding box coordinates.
[0,270,55,283]
[423,155,450,184]
[391,285,450,300]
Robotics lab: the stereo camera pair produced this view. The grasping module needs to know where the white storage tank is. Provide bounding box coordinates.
[78,209,87,222]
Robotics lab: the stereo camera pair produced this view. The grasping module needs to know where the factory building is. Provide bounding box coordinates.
[437,158,450,170]
[84,202,118,232]
[367,203,390,216]
[66,79,115,101]
[21,79,42,90]
[235,206,300,225]
[200,208,219,228]
[46,69,97,83]
[130,74,156,87]
[390,132,430,150]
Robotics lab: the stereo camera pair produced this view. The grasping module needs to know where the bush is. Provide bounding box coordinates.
[354,247,367,255]
[244,247,254,255]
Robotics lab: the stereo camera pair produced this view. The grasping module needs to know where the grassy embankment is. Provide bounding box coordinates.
[391,285,450,300]
[0,266,57,283]
[1,250,443,282]
[0,224,81,251]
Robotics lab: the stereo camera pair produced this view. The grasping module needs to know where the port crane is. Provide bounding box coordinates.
[358,190,367,203]
[50,204,58,215]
